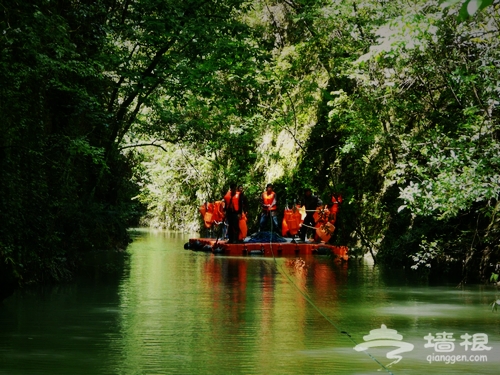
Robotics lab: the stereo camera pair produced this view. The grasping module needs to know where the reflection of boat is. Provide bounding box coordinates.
[184,234,348,260]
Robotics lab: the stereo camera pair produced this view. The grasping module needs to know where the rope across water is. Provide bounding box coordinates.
[267,218,394,374]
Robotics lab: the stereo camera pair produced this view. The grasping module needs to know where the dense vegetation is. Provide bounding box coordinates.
[1,0,499,297]
[134,0,500,283]
[0,0,256,297]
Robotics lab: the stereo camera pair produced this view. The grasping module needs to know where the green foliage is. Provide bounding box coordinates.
[2,0,499,295]
[134,0,500,282]
[440,0,495,22]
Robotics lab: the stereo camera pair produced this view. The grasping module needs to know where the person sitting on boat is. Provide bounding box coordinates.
[224,183,242,244]
[259,183,279,232]
[298,188,322,242]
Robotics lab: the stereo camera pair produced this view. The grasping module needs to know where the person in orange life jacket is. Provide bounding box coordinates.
[259,183,279,232]
[328,193,343,225]
[224,183,242,243]
[298,188,322,242]
[238,185,249,214]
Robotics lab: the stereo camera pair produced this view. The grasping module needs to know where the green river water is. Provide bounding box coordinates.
[1,228,499,374]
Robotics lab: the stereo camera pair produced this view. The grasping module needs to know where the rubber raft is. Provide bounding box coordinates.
[184,237,348,260]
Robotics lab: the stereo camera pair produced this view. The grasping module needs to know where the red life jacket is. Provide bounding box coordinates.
[212,201,225,222]
[239,213,248,240]
[224,191,240,212]
[287,208,302,235]
[330,195,342,213]
[202,202,214,228]
[262,191,277,212]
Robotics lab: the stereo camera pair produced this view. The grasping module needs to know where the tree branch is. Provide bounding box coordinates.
[118,140,168,152]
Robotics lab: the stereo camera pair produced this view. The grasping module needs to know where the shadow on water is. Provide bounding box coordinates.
[1,229,499,374]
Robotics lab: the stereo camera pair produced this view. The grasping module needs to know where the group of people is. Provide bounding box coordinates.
[201,183,342,244]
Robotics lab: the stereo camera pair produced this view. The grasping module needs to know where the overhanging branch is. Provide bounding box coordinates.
[119,140,168,152]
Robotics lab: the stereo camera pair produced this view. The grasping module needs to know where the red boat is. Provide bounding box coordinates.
[184,237,348,260]
[193,202,347,260]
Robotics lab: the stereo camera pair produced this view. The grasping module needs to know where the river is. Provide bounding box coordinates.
[1,228,499,374]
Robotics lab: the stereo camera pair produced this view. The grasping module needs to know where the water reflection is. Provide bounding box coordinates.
[1,229,499,374]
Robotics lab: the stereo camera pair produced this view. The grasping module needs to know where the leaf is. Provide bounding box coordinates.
[467,0,481,15]
[478,0,494,11]
[458,1,471,22]
[458,0,494,22]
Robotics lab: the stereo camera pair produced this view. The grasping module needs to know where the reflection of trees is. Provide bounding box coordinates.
[116,238,350,374]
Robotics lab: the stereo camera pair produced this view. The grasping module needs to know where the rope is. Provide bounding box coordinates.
[300,223,317,230]
[268,216,394,374]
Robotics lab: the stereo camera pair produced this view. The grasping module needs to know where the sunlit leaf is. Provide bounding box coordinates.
[467,0,480,15]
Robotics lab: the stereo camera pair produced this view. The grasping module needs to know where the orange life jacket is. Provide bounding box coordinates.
[201,201,225,228]
[224,191,240,213]
[288,209,302,235]
[312,206,330,224]
[262,191,277,212]
[282,206,302,236]
[282,209,292,236]
[203,202,214,228]
[239,213,248,240]
[316,222,335,243]
[330,195,342,213]
[212,201,225,223]
[199,204,207,218]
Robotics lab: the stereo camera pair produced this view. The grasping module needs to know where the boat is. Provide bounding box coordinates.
[184,232,348,260]
[191,202,348,260]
